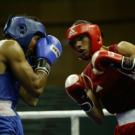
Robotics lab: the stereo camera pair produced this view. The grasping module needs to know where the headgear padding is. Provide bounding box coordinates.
[66,23,103,54]
[4,16,46,51]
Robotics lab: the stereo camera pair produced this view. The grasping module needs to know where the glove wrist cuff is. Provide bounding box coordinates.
[35,58,51,76]
[80,98,94,112]
[121,57,135,71]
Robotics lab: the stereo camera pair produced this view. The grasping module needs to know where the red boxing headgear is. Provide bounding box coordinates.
[66,23,103,54]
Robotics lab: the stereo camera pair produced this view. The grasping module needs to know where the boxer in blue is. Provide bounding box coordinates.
[0,16,62,135]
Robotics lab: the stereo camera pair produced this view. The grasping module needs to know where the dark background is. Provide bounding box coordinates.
[0,0,135,134]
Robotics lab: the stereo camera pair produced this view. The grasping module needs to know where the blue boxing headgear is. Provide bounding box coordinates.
[3,16,46,51]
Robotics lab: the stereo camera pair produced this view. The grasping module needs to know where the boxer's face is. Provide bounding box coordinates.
[69,34,91,60]
[26,35,41,58]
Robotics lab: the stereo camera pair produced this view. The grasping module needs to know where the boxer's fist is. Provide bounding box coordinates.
[35,35,62,75]
[92,50,135,73]
[36,35,62,65]
[92,50,123,71]
[65,74,93,112]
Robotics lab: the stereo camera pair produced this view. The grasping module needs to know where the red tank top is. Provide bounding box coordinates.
[83,44,135,114]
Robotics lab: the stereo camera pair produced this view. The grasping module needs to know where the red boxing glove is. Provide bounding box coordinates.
[92,50,135,73]
[92,50,122,71]
[65,74,93,112]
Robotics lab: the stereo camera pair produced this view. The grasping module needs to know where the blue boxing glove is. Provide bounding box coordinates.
[36,35,62,64]
[35,35,62,75]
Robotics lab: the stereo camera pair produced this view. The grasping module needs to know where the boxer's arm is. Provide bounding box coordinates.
[3,36,62,98]
[117,41,135,58]
[3,40,48,97]
[92,50,135,74]
[92,41,135,74]
[65,74,104,124]
[19,86,39,107]
[81,74,104,124]
[86,89,104,124]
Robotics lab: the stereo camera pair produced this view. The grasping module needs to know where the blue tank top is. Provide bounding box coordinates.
[0,71,20,110]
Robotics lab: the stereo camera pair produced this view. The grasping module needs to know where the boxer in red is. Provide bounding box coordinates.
[65,20,135,135]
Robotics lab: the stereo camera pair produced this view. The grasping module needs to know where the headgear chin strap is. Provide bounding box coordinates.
[3,16,46,51]
[66,23,103,54]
